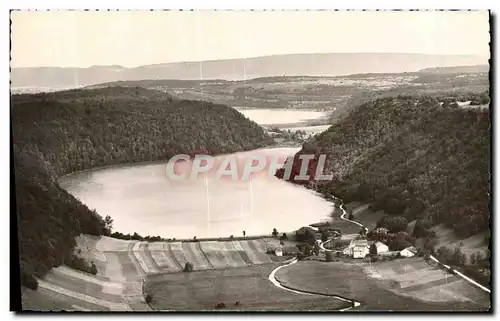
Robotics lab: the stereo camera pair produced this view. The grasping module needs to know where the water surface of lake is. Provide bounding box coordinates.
[60,148,332,239]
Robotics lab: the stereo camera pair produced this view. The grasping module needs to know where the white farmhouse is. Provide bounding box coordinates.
[343,239,369,258]
[374,241,389,254]
[275,247,283,257]
[400,246,418,258]
[353,244,369,259]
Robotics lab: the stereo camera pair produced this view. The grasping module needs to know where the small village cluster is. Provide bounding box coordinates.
[341,239,418,259]
[293,225,418,260]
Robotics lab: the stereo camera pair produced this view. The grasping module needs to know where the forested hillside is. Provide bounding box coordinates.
[278,93,490,238]
[12,87,273,287]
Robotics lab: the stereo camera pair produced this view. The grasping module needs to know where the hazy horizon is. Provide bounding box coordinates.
[11,51,490,69]
[11,10,490,68]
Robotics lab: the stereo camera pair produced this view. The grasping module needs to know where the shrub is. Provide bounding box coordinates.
[89,262,98,275]
[145,294,152,304]
[21,271,38,290]
[66,254,98,275]
[325,251,335,262]
[215,302,226,309]
[183,262,194,272]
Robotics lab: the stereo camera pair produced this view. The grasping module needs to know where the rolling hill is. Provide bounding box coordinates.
[11,53,487,90]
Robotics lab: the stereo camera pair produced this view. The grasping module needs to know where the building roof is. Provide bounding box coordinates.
[402,246,418,254]
[374,241,388,247]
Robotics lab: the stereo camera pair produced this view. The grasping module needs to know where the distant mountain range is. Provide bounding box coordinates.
[11,53,488,90]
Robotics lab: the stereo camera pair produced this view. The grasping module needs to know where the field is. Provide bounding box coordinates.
[21,235,152,311]
[328,205,368,234]
[22,234,283,311]
[344,202,386,230]
[274,259,490,311]
[133,238,277,274]
[367,257,490,309]
[429,224,489,261]
[145,263,351,311]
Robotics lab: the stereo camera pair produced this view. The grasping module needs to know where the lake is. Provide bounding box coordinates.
[59,107,334,239]
[60,148,332,239]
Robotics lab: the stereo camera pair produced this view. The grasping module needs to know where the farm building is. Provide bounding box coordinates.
[374,241,389,254]
[400,246,418,257]
[353,245,369,259]
[275,247,283,257]
[343,239,369,258]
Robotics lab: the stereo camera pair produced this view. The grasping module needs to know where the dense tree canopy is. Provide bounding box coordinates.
[279,93,490,238]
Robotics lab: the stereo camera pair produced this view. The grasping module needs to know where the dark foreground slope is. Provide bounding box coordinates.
[278,95,490,238]
[12,87,272,288]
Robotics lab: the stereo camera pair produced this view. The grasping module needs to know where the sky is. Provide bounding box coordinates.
[10,10,490,68]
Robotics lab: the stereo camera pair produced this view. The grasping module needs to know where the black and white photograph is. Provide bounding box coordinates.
[10,9,491,312]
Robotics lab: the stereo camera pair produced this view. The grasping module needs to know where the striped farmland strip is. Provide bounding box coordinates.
[239,240,272,264]
[43,271,124,304]
[37,279,130,311]
[148,242,182,272]
[222,242,248,268]
[55,266,123,295]
[252,239,270,253]
[199,241,231,269]
[141,243,161,274]
[170,242,189,268]
[130,242,150,275]
[194,241,214,269]
[114,252,141,282]
[232,241,253,265]
[182,242,212,270]
[34,286,110,311]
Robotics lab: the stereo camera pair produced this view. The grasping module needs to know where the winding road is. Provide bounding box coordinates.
[267,258,361,311]
[267,196,363,311]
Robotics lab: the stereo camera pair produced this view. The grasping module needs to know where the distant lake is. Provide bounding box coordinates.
[282,125,332,136]
[234,107,328,126]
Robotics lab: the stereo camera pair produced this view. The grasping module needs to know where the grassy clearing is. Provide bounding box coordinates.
[145,263,350,311]
[430,224,489,261]
[275,260,489,311]
[329,207,362,235]
[351,205,386,230]
[369,257,490,307]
